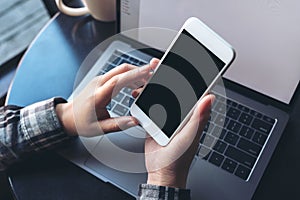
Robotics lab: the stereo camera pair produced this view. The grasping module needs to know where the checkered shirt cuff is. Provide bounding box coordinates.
[19,97,71,151]
[138,184,191,200]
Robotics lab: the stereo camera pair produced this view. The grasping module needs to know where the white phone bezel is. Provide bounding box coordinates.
[130,17,235,146]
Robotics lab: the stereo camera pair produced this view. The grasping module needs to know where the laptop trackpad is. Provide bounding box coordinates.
[84,130,147,195]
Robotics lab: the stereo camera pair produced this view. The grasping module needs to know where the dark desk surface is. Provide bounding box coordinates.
[6,12,300,200]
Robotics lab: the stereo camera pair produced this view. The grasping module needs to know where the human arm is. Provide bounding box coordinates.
[0,98,70,171]
[138,94,214,199]
[0,60,157,170]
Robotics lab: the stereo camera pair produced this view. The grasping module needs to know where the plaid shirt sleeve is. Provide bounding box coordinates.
[138,184,191,200]
[0,97,73,171]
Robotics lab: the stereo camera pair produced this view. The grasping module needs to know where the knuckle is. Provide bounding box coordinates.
[107,121,120,132]
[113,122,120,130]
[120,63,131,71]
[108,76,119,87]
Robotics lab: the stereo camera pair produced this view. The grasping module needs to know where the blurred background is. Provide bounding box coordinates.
[0,0,59,199]
[0,0,61,105]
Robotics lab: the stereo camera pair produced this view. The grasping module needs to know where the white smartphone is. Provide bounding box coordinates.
[130,17,235,146]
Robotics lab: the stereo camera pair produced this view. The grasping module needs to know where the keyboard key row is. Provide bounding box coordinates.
[215,96,275,127]
[222,158,237,173]
[200,145,252,180]
[239,126,268,146]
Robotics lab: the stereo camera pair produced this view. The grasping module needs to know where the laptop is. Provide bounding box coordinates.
[58,1,299,199]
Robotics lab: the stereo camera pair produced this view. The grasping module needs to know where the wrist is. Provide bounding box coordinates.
[147,170,187,189]
[55,102,77,136]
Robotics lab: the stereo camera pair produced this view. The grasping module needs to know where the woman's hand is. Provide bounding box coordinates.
[144,94,214,188]
[56,59,159,137]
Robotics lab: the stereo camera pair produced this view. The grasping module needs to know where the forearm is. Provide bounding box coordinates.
[0,98,73,171]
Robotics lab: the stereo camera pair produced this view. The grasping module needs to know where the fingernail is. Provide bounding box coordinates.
[210,94,216,105]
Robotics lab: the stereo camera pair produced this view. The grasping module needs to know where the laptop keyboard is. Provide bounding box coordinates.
[198,95,276,181]
[100,50,276,181]
[98,50,147,116]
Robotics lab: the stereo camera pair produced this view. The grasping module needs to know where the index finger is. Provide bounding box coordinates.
[95,62,156,105]
[100,63,138,85]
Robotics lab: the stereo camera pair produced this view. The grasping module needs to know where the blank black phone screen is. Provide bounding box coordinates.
[136,30,225,138]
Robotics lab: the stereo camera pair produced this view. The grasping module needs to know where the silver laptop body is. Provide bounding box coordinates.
[58,1,299,199]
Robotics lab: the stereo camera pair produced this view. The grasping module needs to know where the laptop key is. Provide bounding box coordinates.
[209,152,224,167]
[227,120,242,133]
[113,50,123,57]
[227,107,241,120]
[112,104,128,116]
[204,122,214,132]
[215,114,229,127]
[212,128,226,140]
[235,165,251,180]
[212,140,227,154]
[103,63,116,72]
[252,131,267,146]
[108,55,118,64]
[251,118,273,134]
[237,104,250,113]
[200,134,215,148]
[197,145,211,160]
[225,146,256,168]
[262,115,275,124]
[97,70,106,76]
[238,113,253,125]
[106,101,116,111]
[220,129,227,140]
[239,126,254,139]
[222,158,237,173]
[138,61,147,66]
[224,131,239,146]
[211,125,223,139]
[121,54,129,59]
[237,138,261,157]
[129,57,139,64]
[121,96,134,108]
[216,95,225,102]
[249,110,263,118]
[118,58,129,66]
[122,87,132,95]
[113,93,124,102]
[227,99,237,107]
[215,102,226,113]
[112,57,121,65]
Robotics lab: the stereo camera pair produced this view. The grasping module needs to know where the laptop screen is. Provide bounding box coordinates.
[119,0,300,104]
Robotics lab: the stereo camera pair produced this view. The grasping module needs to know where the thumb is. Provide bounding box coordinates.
[171,94,214,147]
